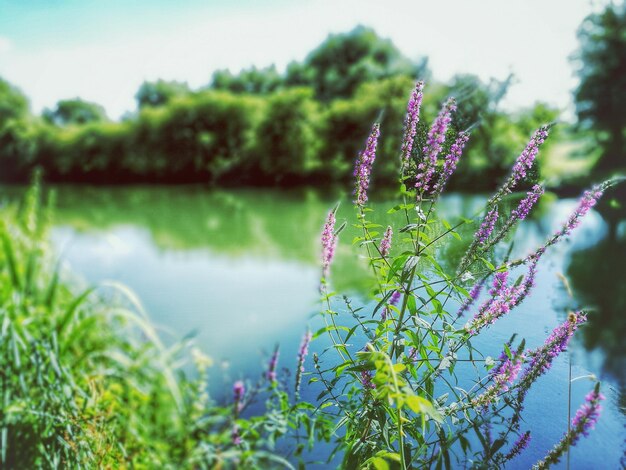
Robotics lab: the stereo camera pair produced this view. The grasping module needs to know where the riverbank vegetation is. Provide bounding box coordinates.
[0,27,566,189]
[0,177,322,468]
[2,79,616,468]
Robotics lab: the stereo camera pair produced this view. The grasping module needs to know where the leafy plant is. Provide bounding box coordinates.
[311,81,613,469]
[0,175,323,469]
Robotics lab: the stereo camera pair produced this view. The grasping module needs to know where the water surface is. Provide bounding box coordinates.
[9,185,623,468]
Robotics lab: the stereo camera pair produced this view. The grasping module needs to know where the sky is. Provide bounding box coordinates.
[0,0,608,120]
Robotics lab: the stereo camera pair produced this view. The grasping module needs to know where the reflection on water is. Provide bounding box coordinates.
[568,237,626,385]
[1,185,624,466]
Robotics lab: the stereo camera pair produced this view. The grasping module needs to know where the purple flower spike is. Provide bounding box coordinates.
[571,388,605,438]
[505,431,531,461]
[534,384,604,468]
[231,425,242,445]
[465,257,542,335]
[433,131,469,197]
[380,226,393,257]
[560,187,604,238]
[507,127,550,193]
[457,278,485,317]
[517,311,587,401]
[267,346,279,383]
[233,380,245,413]
[401,81,425,169]
[511,184,544,221]
[475,207,499,245]
[360,370,376,390]
[295,330,312,395]
[354,123,381,206]
[415,98,456,194]
[321,210,338,278]
[382,290,401,320]
[527,183,607,262]
[473,351,524,408]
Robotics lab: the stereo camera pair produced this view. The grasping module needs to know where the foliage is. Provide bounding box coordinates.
[0,178,325,469]
[135,80,191,109]
[573,2,626,175]
[253,88,321,182]
[43,99,109,126]
[285,25,427,101]
[310,82,610,469]
[212,65,283,95]
[0,78,30,122]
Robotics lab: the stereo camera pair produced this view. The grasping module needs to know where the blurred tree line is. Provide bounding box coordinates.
[0,25,564,188]
[573,2,626,179]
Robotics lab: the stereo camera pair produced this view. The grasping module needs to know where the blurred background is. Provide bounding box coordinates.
[0,0,624,466]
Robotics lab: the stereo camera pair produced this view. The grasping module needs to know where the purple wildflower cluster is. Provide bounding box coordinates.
[465,271,510,334]
[382,290,401,321]
[534,385,604,468]
[354,123,381,206]
[494,355,525,392]
[511,256,539,306]
[511,184,544,221]
[294,330,312,395]
[360,370,376,390]
[267,346,279,383]
[517,311,586,399]
[520,184,607,266]
[321,210,337,278]
[380,226,393,257]
[457,278,486,317]
[506,127,549,194]
[432,132,469,197]
[407,346,417,361]
[490,347,511,378]
[466,260,538,335]
[233,380,245,413]
[491,271,508,296]
[571,388,605,438]
[475,207,499,245]
[549,186,604,245]
[400,81,424,168]
[415,98,457,194]
[505,431,531,461]
[231,425,242,445]
[473,351,524,408]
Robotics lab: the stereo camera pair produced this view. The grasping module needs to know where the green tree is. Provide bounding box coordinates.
[211,65,283,94]
[0,77,35,180]
[321,75,416,183]
[135,80,190,109]
[43,98,108,126]
[573,3,626,175]
[0,77,29,122]
[287,25,427,101]
[254,88,320,181]
[130,91,262,182]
